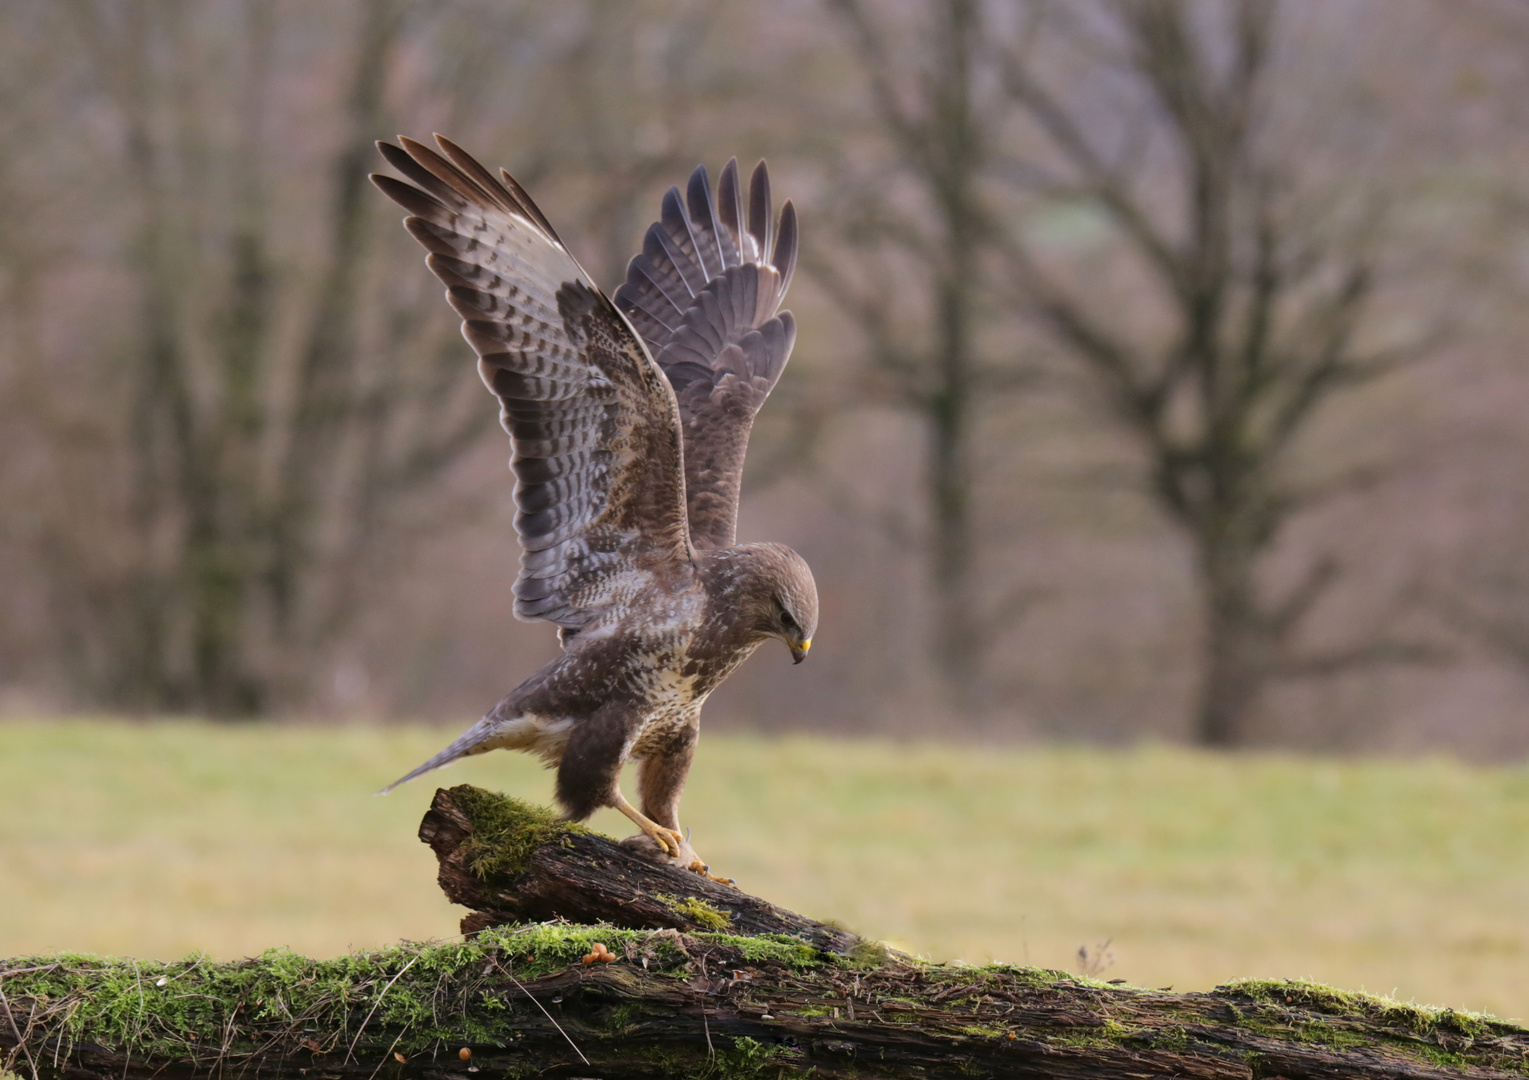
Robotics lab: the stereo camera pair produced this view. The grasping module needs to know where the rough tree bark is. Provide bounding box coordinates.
[4,785,1525,1080]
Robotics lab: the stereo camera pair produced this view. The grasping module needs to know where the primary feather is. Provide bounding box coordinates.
[615,160,799,550]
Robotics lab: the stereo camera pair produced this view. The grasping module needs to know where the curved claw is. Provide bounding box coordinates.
[687,858,736,887]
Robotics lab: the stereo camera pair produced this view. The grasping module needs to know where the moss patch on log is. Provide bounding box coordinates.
[655,894,731,930]
[448,787,588,880]
[1211,977,1511,1071]
[1220,977,1496,1039]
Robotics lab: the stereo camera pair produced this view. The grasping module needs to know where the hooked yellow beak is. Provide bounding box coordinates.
[790,637,812,664]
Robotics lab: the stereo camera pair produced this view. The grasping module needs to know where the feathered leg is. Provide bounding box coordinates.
[636,726,695,832]
[558,705,683,858]
[636,726,733,885]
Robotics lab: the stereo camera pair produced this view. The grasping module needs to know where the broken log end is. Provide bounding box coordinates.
[420,784,861,954]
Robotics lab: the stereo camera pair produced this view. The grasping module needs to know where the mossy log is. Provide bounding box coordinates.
[3,787,1527,1079]
[3,933,1528,1080]
[420,785,858,953]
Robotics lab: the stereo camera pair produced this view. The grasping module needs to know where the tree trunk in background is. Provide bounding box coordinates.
[825,0,1003,716]
[186,0,275,717]
[996,0,1438,745]
[1194,547,1267,747]
[926,0,983,712]
[16,0,496,716]
[265,0,404,656]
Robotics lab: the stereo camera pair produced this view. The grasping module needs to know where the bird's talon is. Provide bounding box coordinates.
[685,858,735,886]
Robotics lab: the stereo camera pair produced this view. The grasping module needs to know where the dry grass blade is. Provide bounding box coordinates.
[344,953,422,1065]
[364,1032,407,1080]
[0,977,41,1080]
[501,968,588,1067]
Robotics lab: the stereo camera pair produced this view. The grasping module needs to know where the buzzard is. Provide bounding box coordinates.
[372,136,816,882]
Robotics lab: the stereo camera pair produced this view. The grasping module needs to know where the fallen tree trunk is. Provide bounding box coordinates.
[419,784,858,952]
[4,936,1527,1080]
[3,786,1525,1080]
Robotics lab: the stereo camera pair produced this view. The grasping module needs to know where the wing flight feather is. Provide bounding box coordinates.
[372,136,693,629]
[614,159,799,550]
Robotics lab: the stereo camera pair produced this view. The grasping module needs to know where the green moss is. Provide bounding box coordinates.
[0,922,837,1074]
[691,931,822,968]
[700,1035,793,1078]
[1046,1030,1114,1050]
[969,963,1078,989]
[641,1035,793,1079]
[607,1001,660,1032]
[786,1005,833,1018]
[845,937,892,969]
[655,894,731,931]
[1152,1026,1189,1052]
[958,1023,1006,1038]
[1215,977,1529,1073]
[1408,1043,1476,1072]
[1217,978,1500,1039]
[1099,1018,1138,1041]
[448,786,589,880]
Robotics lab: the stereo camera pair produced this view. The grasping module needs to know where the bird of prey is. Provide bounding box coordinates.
[372,135,816,882]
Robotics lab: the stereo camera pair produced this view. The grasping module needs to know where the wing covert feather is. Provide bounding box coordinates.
[373,136,692,629]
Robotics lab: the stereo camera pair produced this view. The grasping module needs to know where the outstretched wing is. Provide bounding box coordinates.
[614,159,798,550]
[372,135,693,629]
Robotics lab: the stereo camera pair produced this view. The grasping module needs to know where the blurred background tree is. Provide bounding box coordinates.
[989,0,1449,745]
[0,0,1526,753]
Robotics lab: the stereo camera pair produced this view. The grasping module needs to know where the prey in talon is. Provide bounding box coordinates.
[372,136,815,886]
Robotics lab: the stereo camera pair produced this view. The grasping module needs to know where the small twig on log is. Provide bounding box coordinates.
[501,968,588,1066]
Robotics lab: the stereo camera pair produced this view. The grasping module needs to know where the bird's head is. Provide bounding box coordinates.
[715,542,818,663]
[770,551,818,665]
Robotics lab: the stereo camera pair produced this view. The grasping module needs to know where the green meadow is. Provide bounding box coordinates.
[1,718,1525,1021]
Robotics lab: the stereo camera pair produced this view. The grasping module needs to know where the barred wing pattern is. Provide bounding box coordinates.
[372,136,692,629]
[614,159,798,550]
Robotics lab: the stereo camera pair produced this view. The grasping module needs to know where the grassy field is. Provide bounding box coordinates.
[0,718,1525,1021]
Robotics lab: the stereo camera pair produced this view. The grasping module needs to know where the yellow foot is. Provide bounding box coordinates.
[640,820,685,858]
[613,792,684,857]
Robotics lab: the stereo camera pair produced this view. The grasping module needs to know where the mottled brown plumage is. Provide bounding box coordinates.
[372,137,814,880]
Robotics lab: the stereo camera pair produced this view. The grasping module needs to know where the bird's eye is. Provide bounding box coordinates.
[781,610,798,631]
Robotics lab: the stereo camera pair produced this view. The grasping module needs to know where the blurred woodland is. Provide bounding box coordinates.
[4,0,1529,753]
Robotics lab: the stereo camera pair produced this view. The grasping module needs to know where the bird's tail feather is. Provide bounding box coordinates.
[376,717,497,795]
